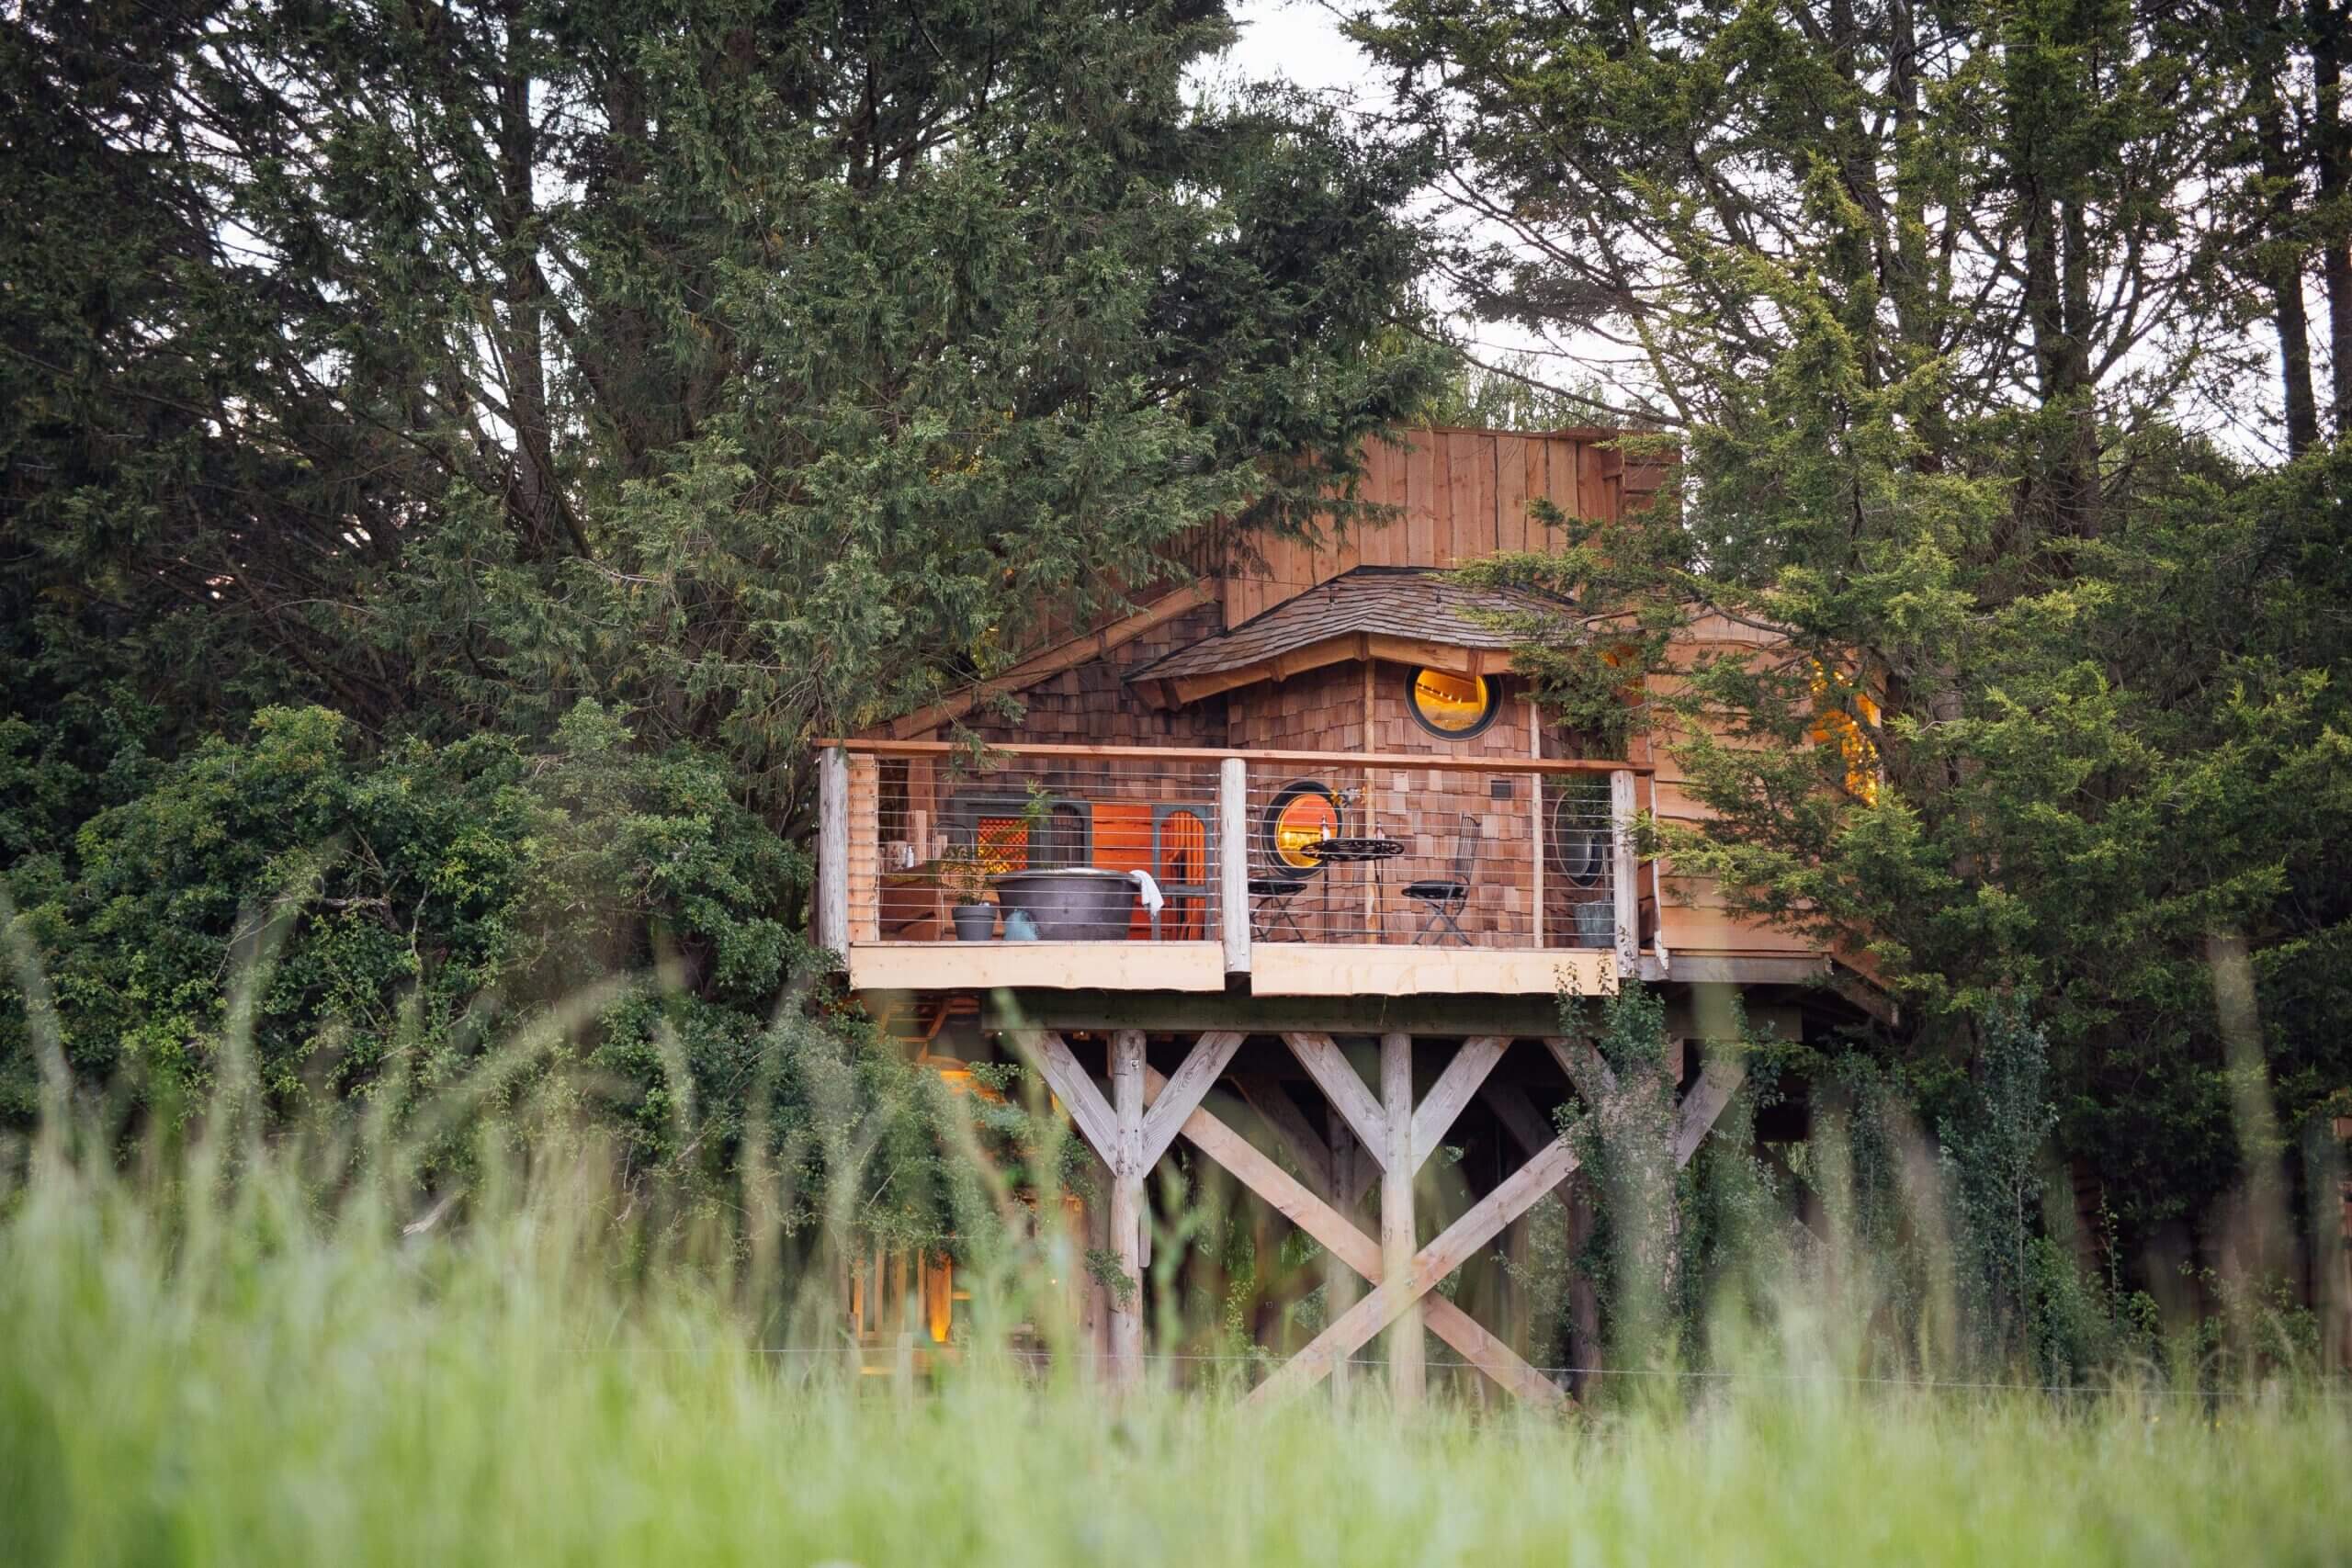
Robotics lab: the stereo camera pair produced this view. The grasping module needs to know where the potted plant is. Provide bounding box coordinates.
[937,844,997,941]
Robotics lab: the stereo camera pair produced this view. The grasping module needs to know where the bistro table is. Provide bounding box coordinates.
[1303,836,1406,942]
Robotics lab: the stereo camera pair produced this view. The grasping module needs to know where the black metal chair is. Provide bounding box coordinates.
[1405,829,1479,946]
[1250,877,1311,941]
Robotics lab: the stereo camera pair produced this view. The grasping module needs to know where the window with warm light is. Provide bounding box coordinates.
[1407,667,1498,739]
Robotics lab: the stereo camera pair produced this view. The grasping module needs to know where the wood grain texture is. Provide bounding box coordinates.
[1136,1030,1245,1170]
[1142,1066,1567,1409]
[1673,1056,1749,1168]
[1409,1035,1512,1170]
[1283,1032,1389,1165]
[1010,1030,1117,1158]
[1248,1132,1585,1405]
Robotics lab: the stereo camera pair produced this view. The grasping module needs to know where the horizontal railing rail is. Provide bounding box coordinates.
[816,739,1651,977]
[819,738,1652,776]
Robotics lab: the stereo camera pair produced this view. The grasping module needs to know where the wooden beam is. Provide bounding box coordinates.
[877,579,1219,738]
[1248,1132,1585,1405]
[1672,1056,1748,1168]
[1010,1031,1117,1158]
[1478,1078,1559,1161]
[1109,1030,1146,1388]
[850,941,1227,995]
[1144,1067,1566,1412]
[985,990,1573,1039]
[1409,1035,1511,1170]
[1381,1032,1424,1404]
[1137,1031,1245,1170]
[1542,1034,1614,1097]
[817,746,849,961]
[826,738,1651,776]
[1283,1032,1388,1166]
[1249,945,1619,999]
[1232,1075,1335,1199]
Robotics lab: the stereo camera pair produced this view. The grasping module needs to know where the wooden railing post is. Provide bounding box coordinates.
[1219,756,1250,975]
[818,744,849,965]
[1381,1032,1424,1405]
[1610,768,1639,976]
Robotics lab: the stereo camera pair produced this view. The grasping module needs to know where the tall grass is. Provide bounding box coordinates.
[2,899,2346,1565]
[2,1084,2347,1567]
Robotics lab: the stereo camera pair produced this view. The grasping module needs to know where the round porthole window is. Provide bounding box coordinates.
[1261,780,1342,878]
[1406,667,1498,739]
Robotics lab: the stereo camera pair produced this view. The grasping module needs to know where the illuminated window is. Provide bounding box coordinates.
[1407,667,1498,739]
[1261,781,1342,876]
[1806,660,1883,805]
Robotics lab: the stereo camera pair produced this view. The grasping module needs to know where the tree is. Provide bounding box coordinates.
[1364,0,2352,1263]
[1,0,1443,1127]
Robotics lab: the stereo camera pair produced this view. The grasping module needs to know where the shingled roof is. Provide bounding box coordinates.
[1127,566,1570,706]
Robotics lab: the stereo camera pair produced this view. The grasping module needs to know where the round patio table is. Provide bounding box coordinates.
[1303,836,1406,941]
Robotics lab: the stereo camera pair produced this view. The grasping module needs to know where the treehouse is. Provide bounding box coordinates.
[813,426,1883,1404]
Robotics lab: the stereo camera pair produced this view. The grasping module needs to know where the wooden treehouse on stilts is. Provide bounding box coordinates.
[814,427,1885,1407]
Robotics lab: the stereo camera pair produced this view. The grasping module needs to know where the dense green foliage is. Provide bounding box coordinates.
[1367,0,2352,1293]
[0,0,1442,1190]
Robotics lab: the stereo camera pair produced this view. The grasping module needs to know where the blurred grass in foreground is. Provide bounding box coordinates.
[1,1114,2346,1568]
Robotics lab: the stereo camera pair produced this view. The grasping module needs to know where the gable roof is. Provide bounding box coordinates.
[1127,566,1569,707]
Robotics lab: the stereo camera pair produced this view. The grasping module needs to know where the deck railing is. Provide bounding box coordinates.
[817,740,1652,977]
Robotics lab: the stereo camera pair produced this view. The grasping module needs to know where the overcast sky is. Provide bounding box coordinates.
[1216,0,1373,96]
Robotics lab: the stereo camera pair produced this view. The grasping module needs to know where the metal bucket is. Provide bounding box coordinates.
[992,868,1139,942]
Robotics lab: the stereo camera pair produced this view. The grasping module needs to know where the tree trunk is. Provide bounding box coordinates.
[2312,2,2352,430]
[2259,90,2322,457]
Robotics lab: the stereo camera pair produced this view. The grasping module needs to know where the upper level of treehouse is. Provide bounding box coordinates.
[814,426,1867,1007]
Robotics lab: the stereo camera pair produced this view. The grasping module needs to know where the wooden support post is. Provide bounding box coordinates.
[817,745,849,962]
[1143,1066,1567,1411]
[1249,1133,1583,1405]
[1328,1107,1363,1400]
[1109,1029,1147,1390]
[1610,768,1639,974]
[1380,1032,1424,1404]
[1220,756,1250,975]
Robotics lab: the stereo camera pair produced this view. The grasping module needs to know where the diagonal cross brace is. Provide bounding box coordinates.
[1283,1032,1390,1167]
[1138,1031,1244,1170]
[1408,1035,1510,1169]
[1144,1066,1568,1411]
[1011,1030,1248,1179]
[1247,1129,1584,1405]
[1012,1030,1118,1158]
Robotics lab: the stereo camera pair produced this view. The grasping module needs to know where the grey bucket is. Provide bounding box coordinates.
[1572,900,1616,947]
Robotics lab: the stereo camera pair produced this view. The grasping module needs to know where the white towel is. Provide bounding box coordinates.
[1127,870,1165,914]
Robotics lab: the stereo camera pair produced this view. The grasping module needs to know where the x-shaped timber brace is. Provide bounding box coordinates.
[1012,1027,1747,1408]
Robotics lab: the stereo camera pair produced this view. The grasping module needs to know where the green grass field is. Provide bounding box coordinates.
[2,1120,2346,1568]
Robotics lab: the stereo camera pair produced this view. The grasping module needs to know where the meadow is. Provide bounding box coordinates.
[2,1101,2345,1568]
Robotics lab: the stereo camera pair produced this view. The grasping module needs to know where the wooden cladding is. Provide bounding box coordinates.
[1224,428,1670,625]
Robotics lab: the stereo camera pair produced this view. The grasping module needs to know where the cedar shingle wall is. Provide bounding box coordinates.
[953,602,1231,749]
[1217,664,1614,945]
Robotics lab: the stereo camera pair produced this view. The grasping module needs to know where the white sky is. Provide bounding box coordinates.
[1215,0,1373,96]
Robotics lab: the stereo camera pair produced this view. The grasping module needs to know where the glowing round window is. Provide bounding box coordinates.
[1262,781,1342,877]
[1407,668,1498,739]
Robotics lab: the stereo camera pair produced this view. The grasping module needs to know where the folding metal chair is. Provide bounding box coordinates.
[1405,829,1479,946]
[1250,877,1312,941]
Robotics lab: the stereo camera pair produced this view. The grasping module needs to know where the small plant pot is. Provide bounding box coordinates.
[952,902,998,942]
